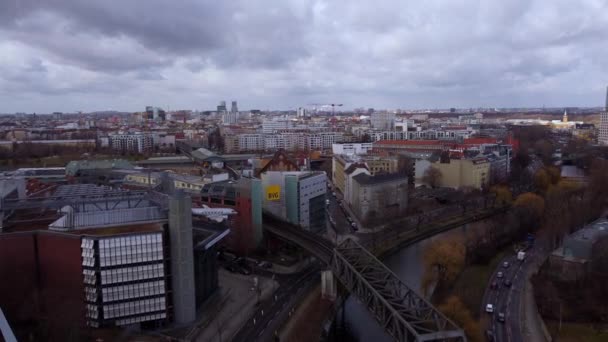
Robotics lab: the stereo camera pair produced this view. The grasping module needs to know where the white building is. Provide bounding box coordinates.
[332,143,373,155]
[238,134,265,152]
[109,133,154,153]
[262,119,295,133]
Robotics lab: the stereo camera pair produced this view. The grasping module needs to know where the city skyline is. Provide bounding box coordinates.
[2,1,608,112]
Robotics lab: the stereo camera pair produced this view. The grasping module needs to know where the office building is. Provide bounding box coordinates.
[261,171,327,232]
[370,111,395,130]
[599,86,608,146]
[230,101,238,114]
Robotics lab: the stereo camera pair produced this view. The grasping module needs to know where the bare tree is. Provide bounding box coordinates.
[422,166,442,188]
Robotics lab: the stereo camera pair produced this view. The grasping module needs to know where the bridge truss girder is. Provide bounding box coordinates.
[331,238,466,342]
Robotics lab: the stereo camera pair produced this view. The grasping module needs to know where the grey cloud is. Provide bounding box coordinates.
[2,0,608,112]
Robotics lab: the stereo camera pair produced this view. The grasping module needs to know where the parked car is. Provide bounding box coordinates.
[503,261,510,268]
[497,312,505,323]
[503,279,512,287]
[497,271,504,278]
[485,304,494,313]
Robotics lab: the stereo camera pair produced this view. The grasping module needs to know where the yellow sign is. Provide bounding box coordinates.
[266,185,281,201]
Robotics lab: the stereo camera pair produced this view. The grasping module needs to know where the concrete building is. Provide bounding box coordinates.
[262,119,295,134]
[599,86,608,145]
[432,156,490,190]
[343,164,370,205]
[109,133,154,154]
[332,143,373,156]
[350,173,408,223]
[200,178,263,254]
[548,218,608,281]
[0,187,224,338]
[261,171,327,232]
[370,112,395,130]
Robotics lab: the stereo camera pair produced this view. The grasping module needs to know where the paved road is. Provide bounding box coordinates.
[481,247,537,342]
[232,264,320,342]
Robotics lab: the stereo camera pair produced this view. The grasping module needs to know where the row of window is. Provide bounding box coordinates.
[102,281,165,302]
[100,263,165,285]
[99,251,163,267]
[99,234,162,248]
[116,312,166,326]
[103,297,166,319]
[99,243,163,257]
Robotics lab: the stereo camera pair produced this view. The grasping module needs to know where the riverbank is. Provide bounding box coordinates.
[545,321,608,342]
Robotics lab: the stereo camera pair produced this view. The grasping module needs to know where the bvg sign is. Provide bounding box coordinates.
[266,185,281,201]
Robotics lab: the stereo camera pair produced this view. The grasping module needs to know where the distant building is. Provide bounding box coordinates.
[350,173,408,223]
[261,171,327,233]
[370,112,395,130]
[599,86,608,145]
[332,143,374,156]
[109,133,154,154]
[230,101,238,114]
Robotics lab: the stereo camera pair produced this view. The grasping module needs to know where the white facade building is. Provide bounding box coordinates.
[332,143,374,155]
[82,232,167,327]
[109,133,154,153]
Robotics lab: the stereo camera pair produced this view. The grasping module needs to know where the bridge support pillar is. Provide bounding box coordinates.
[321,270,337,301]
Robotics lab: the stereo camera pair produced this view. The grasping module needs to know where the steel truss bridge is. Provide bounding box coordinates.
[263,213,466,342]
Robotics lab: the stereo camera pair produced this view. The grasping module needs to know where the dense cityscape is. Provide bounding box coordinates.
[0,98,607,342]
[3,2,608,342]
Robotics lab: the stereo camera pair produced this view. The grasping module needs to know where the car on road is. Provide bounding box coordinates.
[485,304,494,313]
[258,261,272,269]
[503,279,512,287]
[503,261,510,268]
[326,199,330,206]
[490,281,498,289]
[497,271,504,278]
[332,192,336,197]
[497,312,506,323]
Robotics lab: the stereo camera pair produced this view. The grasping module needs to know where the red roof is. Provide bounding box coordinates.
[463,138,497,145]
[374,140,443,145]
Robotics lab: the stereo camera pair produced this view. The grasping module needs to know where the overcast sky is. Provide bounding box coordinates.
[1,0,608,113]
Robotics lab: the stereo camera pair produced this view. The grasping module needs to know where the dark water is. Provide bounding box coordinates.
[343,228,463,342]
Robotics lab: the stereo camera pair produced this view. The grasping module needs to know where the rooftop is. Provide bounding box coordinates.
[569,218,608,243]
[352,172,407,185]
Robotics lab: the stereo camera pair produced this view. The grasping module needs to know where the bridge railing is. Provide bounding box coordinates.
[332,238,466,342]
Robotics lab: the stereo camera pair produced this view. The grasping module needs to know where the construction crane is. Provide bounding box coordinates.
[307,103,343,116]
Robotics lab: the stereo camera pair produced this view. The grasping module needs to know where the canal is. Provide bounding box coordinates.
[343,227,464,341]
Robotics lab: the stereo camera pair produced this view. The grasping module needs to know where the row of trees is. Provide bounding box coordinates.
[421,157,608,340]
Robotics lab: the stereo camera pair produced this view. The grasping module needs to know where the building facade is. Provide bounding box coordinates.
[350,173,408,224]
[261,171,327,232]
[109,133,154,154]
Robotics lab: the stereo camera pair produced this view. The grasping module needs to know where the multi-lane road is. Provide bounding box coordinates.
[481,247,537,342]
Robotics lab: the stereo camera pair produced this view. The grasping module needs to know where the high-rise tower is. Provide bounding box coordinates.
[599,86,608,145]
